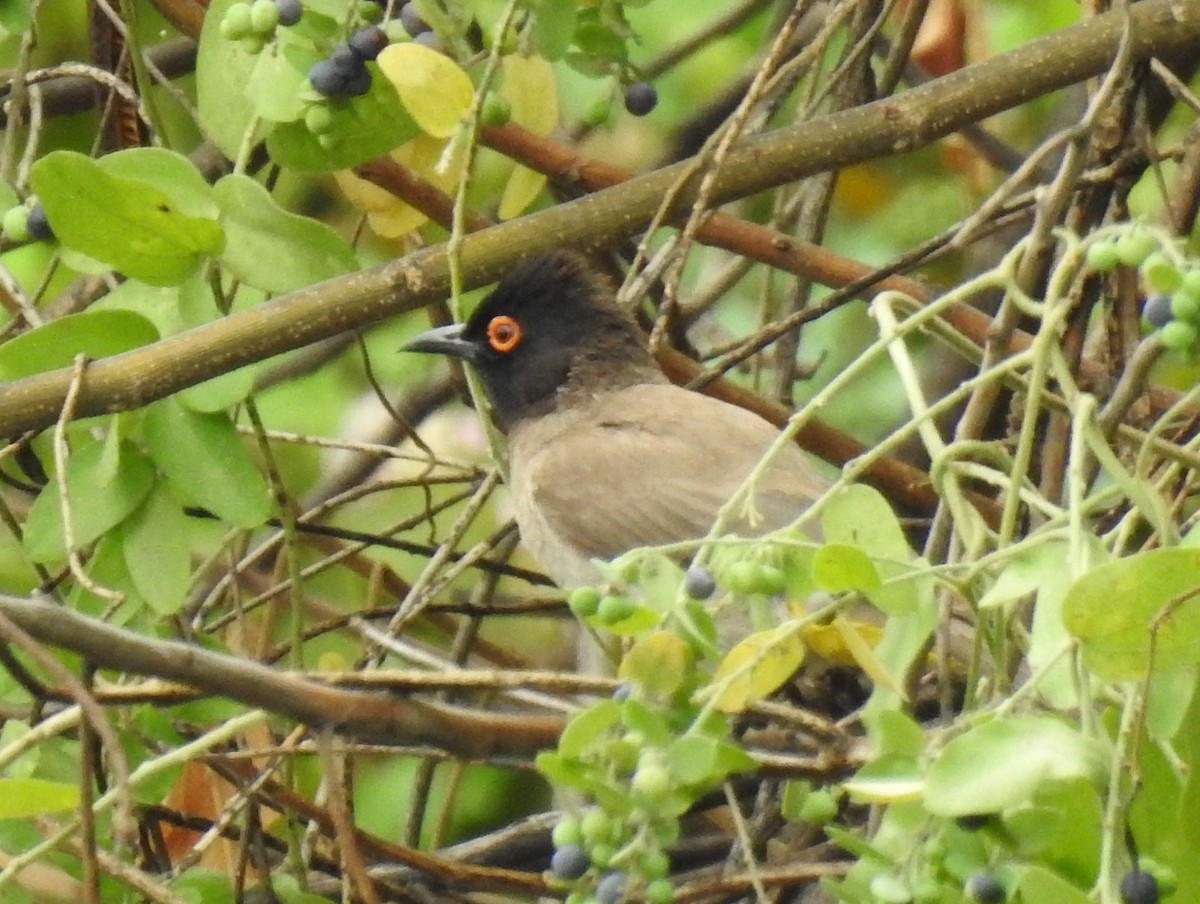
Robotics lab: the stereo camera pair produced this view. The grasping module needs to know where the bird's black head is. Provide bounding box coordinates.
[405,251,661,430]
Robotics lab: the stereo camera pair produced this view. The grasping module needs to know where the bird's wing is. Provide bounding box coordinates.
[509,384,827,567]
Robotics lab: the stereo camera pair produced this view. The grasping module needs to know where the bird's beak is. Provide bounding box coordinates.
[402,323,479,362]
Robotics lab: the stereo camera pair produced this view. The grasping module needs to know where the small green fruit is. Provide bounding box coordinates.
[220,2,254,39]
[250,0,281,33]
[2,205,30,242]
[480,92,512,127]
[1115,230,1157,267]
[1169,289,1200,323]
[596,595,636,624]
[1159,319,1198,352]
[645,879,674,904]
[1141,251,1182,294]
[1085,240,1121,272]
[568,586,601,617]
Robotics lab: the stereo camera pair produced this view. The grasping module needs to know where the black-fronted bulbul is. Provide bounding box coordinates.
[403,251,827,587]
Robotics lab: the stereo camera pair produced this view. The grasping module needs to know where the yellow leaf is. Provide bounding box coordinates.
[802,615,905,698]
[620,631,692,696]
[500,54,558,135]
[498,164,547,220]
[378,43,473,138]
[711,627,805,713]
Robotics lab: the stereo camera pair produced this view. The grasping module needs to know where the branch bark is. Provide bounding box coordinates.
[0,0,1194,438]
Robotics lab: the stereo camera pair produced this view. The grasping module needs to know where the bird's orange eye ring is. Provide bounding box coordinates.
[486,315,522,353]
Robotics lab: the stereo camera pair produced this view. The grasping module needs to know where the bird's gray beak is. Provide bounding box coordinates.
[402,323,479,362]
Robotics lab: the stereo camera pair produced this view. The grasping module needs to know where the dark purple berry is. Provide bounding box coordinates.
[26,204,53,242]
[274,0,302,26]
[550,844,590,880]
[330,43,361,73]
[342,64,372,96]
[398,2,430,36]
[624,81,657,116]
[1142,294,1173,329]
[348,25,388,59]
[684,564,716,600]
[1119,870,1159,904]
[308,58,348,96]
[964,872,1005,904]
[413,29,442,52]
[595,871,625,904]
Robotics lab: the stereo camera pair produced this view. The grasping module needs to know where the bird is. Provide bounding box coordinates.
[402,250,829,590]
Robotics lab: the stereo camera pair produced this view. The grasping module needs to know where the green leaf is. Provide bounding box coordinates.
[121,488,192,615]
[528,0,578,59]
[0,309,159,381]
[923,715,1107,816]
[24,439,157,562]
[812,543,881,592]
[213,174,358,293]
[197,0,270,158]
[558,699,619,758]
[1062,548,1200,680]
[30,151,224,286]
[619,631,691,697]
[822,484,912,561]
[0,777,79,817]
[246,41,314,123]
[97,148,220,220]
[266,72,418,171]
[668,735,755,787]
[1015,865,1091,904]
[143,399,271,529]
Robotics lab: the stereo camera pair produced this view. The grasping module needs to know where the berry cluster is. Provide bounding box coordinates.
[220,0,301,53]
[1085,228,1200,356]
[1,200,53,244]
[550,804,675,904]
[308,26,388,98]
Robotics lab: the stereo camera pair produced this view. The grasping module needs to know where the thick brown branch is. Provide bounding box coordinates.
[0,0,1193,439]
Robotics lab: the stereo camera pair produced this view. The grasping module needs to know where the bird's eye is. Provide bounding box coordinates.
[486,315,522,353]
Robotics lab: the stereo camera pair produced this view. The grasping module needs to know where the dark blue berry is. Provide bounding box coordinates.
[965,872,1005,904]
[308,58,348,96]
[348,25,388,59]
[624,81,657,116]
[413,29,442,52]
[1142,294,1173,329]
[1119,870,1159,904]
[595,871,625,904]
[398,2,429,36]
[330,43,361,73]
[550,844,590,881]
[26,204,53,242]
[342,64,372,96]
[274,0,302,26]
[684,564,716,600]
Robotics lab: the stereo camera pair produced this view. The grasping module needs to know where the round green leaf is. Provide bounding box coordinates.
[1062,548,1200,680]
[197,0,270,158]
[143,398,271,529]
[822,483,912,562]
[923,715,1107,816]
[97,148,220,219]
[23,439,157,563]
[30,151,224,286]
[213,174,358,293]
[0,777,79,817]
[0,309,159,381]
[812,543,881,593]
[121,488,192,615]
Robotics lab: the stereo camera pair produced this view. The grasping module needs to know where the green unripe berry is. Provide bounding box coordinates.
[589,843,615,868]
[357,0,382,21]
[1085,240,1121,272]
[1181,269,1200,296]
[2,205,30,242]
[631,763,672,799]
[480,92,512,127]
[722,560,760,595]
[221,2,254,38]
[568,586,601,617]
[552,816,583,848]
[596,595,636,624]
[1170,289,1200,323]
[649,819,680,846]
[304,104,335,134]
[755,563,787,596]
[1141,251,1182,294]
[1159,319,1198,353]
[249,0,281,33]
[580,808,611,846]
[645,879,674,904]
[639,849,670,880]
[796,789,839,824]
[584,95,612,127]
[1115,230,1157,268]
